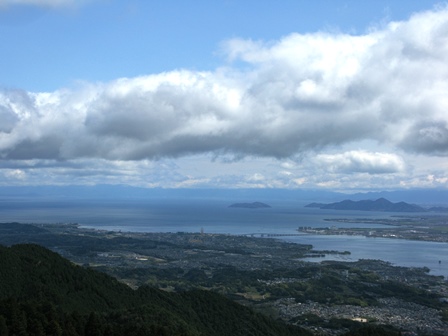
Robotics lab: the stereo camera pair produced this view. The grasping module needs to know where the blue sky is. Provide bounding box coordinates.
[2,0,443,91]
[0,0,447,191]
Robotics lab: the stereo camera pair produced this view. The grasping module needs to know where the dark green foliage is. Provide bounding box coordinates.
[183,269,208,282]
[0,244,310,336]
[0,316,8,336]
[375,281,440,308]
[84,312,103,336]
[0,244,134,313]
[441,308,448,321]
[181,290,306,336]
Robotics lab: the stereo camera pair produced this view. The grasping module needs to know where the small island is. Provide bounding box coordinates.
[229,202,271,208]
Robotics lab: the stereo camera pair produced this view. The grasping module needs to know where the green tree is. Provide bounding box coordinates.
[0,316,8,336]
[85,312,103,336]
[46,320,63,336]
[27,319,45,336]
[8,301,27,336]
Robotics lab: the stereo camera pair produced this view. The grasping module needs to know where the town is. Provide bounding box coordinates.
[298,214,448,243]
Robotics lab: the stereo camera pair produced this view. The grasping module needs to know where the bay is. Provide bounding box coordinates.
[281,234,448,278]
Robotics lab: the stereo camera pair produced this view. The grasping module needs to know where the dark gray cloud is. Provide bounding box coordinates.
[401,121,448,155]
[0,106,18,133]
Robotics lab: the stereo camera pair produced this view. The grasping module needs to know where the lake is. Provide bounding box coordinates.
[1,198,447,277]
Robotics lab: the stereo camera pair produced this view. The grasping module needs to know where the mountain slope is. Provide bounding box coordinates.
[0,244,310,336]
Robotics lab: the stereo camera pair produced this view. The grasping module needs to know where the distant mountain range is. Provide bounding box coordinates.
[305,198,428,212]
[229,202,271,209]
[229,202,271,208]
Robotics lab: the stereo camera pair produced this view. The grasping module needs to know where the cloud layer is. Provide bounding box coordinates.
[1,7,448,188]
[314,151,406,174]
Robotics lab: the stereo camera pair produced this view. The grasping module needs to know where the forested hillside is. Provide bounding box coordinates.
[0,244,311,336]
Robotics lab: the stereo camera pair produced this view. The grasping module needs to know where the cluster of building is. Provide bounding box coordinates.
[275,297,447,336]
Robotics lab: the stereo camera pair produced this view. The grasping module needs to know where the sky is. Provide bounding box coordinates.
[0,0,448,191]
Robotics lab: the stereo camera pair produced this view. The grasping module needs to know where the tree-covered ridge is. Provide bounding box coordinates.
[0,244,311,336]
[0,244,133,313]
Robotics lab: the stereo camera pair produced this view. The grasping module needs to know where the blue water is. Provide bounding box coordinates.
[0,199,400,232]
[1,198,447,278]
[282,235,448,278]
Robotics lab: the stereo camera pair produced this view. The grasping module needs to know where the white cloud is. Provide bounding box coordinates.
[293,177,306,186]
[399,173,448,188]
[4,169,26,180]
[314,151,406,174]
[248,173,265,181]
[1,7,448,189]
